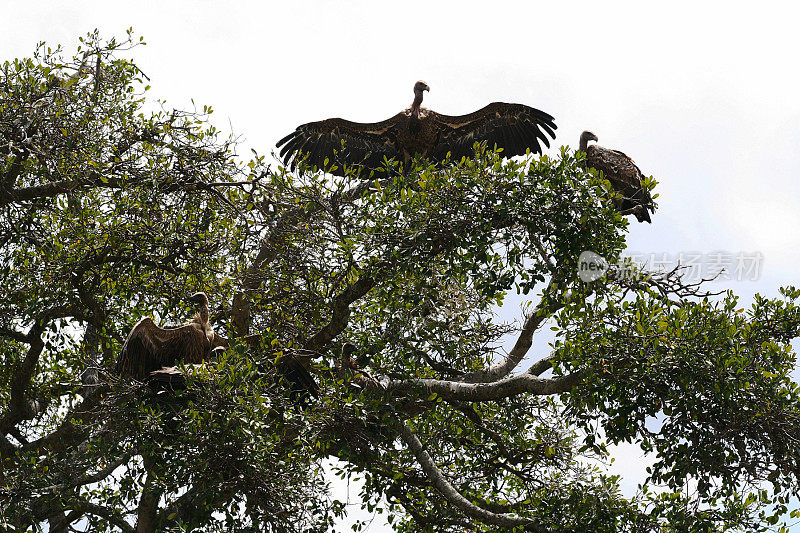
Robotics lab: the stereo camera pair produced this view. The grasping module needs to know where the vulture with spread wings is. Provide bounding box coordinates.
[277,81,557,176]
[580,131,655,223]
[115,292,227,381]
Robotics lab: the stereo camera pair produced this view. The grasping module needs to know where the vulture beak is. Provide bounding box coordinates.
[424,84,430,92]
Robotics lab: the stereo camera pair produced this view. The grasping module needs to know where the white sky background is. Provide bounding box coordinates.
[3,1,800,530]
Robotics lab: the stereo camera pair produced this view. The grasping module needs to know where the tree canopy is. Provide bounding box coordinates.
[2,32,800,533]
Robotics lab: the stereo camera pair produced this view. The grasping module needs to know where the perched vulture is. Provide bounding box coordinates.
[337,342,384,391]
[277,81,557,176]
[115,292,227,381]
[235,335,319,403]
[580,131,655,223]
[276,352,320,406]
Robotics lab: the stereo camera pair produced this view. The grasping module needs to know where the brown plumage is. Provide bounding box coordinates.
[115,292,227,381]
[147,364,207,391]
[277,81,557,176]
[337,342,383,391]
[276,352,319,406]
[580,131,655,223]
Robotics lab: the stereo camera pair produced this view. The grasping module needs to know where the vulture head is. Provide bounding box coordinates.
[411,81,430,116]
[187,292,210,325]
[579,130,599,152]
[187,292,209,309]
[413,80,430,94]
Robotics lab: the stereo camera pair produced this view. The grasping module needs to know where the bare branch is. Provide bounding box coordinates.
[23,384,110,452]
[611,263,724,307]
[71,501,135,533]
[386,372,581,402]
[230,176,393,336]
[526,353,559,376]
[462,279,581,383]
[303,275,376,355]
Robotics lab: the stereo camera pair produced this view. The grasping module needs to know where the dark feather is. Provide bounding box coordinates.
[427,103,556,162]
[116,293,223,381]
[585,144,654,223]
[276,84,557,178]
[276,353,319,406]
[115,319,212,381]
[277,116,401,175]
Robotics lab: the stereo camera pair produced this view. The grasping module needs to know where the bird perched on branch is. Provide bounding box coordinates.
[277,81,557,176]
[579,131,655,223]
[338,342,384,391]
[276,351,320,406]
[115,292,227,381]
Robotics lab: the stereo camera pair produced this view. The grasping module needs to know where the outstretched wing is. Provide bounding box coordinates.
[115,318,208,381]
[428,102,557,162]
[276,115,405,177]
[586,145,654,223]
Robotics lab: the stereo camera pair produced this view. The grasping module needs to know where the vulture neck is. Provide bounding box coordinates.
[579,133,596,152]
[410,90,424,118]
[192,304,214,342]
[192,299,210,329]
[196,306,209,326]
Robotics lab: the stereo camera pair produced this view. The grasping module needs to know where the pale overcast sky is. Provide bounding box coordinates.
[4,1,800,530]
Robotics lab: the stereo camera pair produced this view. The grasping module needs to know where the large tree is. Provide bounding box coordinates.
[2,33,800,533]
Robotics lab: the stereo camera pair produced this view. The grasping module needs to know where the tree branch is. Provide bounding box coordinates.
[461,277,581,384]
[0,326,29,343]
[0,323,45,435]
[39,451,132,493]
[136,461,162,533]
[303,275,376,355]
[386,372,581,402]
[76,501,135,533]
[230,177,392,336]
[526,353,559,377]
[397,423,551,532]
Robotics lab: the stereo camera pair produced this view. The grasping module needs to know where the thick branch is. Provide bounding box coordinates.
[0,323,45,434]
[0,177,112,206]
[387,372,581,402]
[136,465,162,533]
[0,326,29,343]
[1,149,28,190]
[231,177,390,336]
[303,275,376,354]
[79,501,136,533]
[46,498,135,533]
[526,353,559,377]
[39,452,132,494]
[397,423,550,532]
[23,384,109,452]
